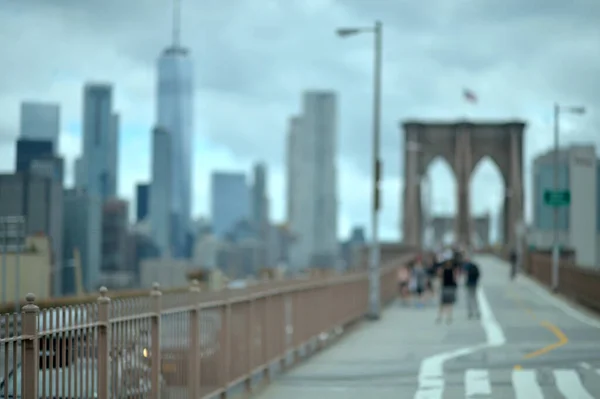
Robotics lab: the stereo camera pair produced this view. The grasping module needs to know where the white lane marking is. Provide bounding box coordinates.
[477,286,506,346]
[596,369,600,376]
[554,369,594,399]
[512,369,543,399]
[580,362,592,369]
[415,346,483,398]
[465,369,491,397]
[414,288,505,399]
[520,270,600,329]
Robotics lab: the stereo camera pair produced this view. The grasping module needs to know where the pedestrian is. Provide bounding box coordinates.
[463,255,481,319]
[397,263,411,306]
[436,258,458,324]
[412,256,428,307]
[452,247,464,278]
[509,249,518,280]
[425,254,437,298]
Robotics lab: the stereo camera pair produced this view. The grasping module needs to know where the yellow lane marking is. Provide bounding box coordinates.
[508,290,569,363]
[514,365,522,370]
[507,290,537,319]
[522,321,569,360]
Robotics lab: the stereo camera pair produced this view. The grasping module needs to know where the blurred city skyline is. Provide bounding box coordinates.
[0,0,597,240]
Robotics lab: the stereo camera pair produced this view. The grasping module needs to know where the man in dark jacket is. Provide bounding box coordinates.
[509,249,518,280]
[452,247,464,277]
[463,255,481,319]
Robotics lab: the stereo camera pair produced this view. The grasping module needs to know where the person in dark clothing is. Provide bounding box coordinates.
[463,256,481,319]
[423,255,438,301]
[450,248,464,280]
[509,249,518,280]
[425,266,434,293]
[436,259,458,324]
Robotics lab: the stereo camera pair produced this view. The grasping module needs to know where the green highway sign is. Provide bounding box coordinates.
[544,190,571,207]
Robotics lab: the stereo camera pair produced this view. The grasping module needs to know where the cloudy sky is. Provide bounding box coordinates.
[1,0,598,241]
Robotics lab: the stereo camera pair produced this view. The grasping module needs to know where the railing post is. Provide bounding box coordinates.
[245,297,254,394]
[150,283,162,399]
[188,280,201,399]
[219,294,231,399]
[278,294,287,371]
[97,287,110,399]
[292,291,300,365]
[262,295,270,384]
[21,293,39,399]
[318,286,329,351]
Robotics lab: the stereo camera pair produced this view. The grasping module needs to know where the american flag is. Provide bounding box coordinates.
[463,88,477,103]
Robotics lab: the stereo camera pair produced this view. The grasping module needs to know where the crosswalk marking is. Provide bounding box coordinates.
[411,367,600,397]
[554,369,594,399]
[465,369,491,397]
[512,369,543,399]
[580,362,592,369]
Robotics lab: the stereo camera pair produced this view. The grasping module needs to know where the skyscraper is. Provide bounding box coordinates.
[0,173,63,295]
[150,127,172,256]
[62,188,102,294]
[288,91,338,270]
[136,183,150,222]
[152,0,194,258]
[30,156,64,185]
[251,163,268,231]
[251,163,269,267]
[17,102,62,183]
[81,83,118,201]
[19,102,60,151]
[211,172,250,237]
[15,139,54,173]
[530,145,598,267]
[286,116,302,225]
[108,113,120,197]
[74,157,85,189]
[101,199,130,273]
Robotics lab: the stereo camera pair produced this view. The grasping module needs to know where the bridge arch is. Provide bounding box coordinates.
[401,120,525,250]
[421,157,456,247]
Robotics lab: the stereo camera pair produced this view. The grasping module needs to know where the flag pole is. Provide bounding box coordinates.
[462,88,477,121]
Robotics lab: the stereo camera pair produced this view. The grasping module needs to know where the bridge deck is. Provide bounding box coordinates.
[254,256,600,398]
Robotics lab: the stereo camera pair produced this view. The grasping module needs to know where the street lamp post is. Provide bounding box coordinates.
[337,21,383,320]
[551,103,585,292]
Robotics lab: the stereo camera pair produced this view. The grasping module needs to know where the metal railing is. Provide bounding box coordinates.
[0,253,413,399]
[524,251,600,311]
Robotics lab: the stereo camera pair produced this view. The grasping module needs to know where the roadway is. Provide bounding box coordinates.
[253,255,600,398]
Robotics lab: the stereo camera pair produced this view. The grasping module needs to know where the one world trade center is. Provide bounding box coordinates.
[151,0,194,258]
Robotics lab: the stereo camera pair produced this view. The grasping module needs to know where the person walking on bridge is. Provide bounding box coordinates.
[436,258,458,324]
[412,255,428,307]
[463,255,481,319]
[397,263,411,306]
[509,248,518,280]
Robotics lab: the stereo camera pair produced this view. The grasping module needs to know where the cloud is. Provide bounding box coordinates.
[0,0,598,242]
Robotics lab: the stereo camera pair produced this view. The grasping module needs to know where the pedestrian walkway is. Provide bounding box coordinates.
[253,255,600,398]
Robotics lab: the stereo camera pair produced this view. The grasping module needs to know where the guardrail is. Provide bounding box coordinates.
[0,253,414,399]
[524,251,600,312]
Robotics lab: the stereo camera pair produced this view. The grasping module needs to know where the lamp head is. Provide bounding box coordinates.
[336,28,362,37]
[569,106,586,115]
